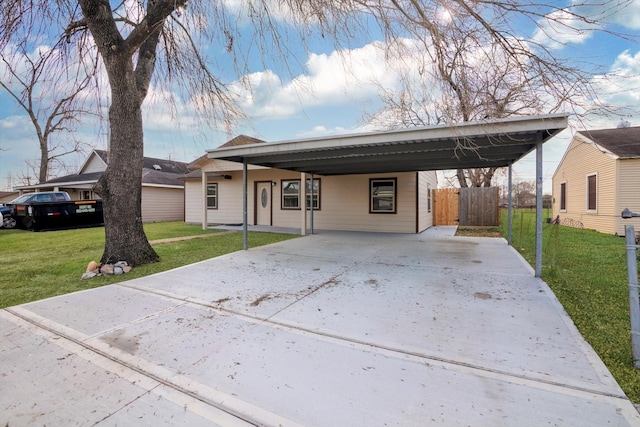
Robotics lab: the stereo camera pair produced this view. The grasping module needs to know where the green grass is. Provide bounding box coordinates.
[501,209,640,402]
[0,223,298,309]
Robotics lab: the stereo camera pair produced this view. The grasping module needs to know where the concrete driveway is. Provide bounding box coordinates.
[2,227,639,426]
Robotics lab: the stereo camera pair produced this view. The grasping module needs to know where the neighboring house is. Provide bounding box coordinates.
[552,125,640,236]
[0,191,19,204]
[183,135,438,233]
[15,150,192,223]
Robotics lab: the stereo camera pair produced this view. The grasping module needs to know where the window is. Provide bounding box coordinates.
[282,180,300,209]
[586,174,597,212]
[306,178,321,210]
[559,182,567,211]
[370,178,397,213]
[207,183,218,209]
[282,179,321,210]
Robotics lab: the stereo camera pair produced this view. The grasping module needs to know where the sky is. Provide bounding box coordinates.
[1,0,639,194]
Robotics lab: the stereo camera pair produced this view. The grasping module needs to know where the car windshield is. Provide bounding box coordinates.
[10,194,35,204]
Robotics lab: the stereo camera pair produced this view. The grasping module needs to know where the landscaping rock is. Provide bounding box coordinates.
[100,263,115,275]
[86,260,100,273]
[81,260,132,279]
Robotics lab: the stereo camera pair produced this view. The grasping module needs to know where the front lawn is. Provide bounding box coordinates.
[0,223,298,309]
[501,209,640,402]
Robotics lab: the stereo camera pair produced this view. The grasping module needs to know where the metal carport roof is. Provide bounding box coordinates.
[206,114,568,175]
[206,113,569,277]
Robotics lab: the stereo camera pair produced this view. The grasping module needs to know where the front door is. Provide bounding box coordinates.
[256,182,272,226]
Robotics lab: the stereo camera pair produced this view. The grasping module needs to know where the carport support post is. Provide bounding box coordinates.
[300,172,307,236]
[243,159,248,250]
[507,162,513,245]
[310,174,314,234]
[535,136,543,277]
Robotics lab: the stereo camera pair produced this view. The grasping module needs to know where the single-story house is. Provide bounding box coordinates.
[15,150,192,223]
[552,125,640,236]
[183,135,438,233]
[185,115,568,239]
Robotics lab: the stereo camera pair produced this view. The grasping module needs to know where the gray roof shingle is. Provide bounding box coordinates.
[577,126,640,158]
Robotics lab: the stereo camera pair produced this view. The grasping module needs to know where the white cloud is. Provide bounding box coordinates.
[231,41,398,119]
[532,0,640,49]
[531,8,598,49]
[592,49,640,112]
[606,0,640,30]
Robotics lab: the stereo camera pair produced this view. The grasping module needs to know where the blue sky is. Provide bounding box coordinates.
[1,1,639,193]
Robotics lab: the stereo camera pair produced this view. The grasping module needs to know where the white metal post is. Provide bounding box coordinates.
[243,159,248,250]
[535,137,543,277]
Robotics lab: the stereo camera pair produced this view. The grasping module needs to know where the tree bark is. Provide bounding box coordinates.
[456,168,468,188]
[94,53,159,266]
[79,0,164,266]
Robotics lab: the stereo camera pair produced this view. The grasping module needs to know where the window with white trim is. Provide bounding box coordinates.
[306,178,321,210]
[559,182,567,211]
[370,178,397,213]
[282,180,300,209]
[281,179,321,210]
[207,183,218,209]
[586,174,597,212]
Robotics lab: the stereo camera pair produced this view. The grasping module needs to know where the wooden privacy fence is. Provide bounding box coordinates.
[434,187,500,226]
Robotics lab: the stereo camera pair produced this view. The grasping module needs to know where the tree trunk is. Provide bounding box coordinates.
[94,55,158,267]
[456,168,468,188]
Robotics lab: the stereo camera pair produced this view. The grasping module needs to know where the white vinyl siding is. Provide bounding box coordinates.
[82,153,107,173]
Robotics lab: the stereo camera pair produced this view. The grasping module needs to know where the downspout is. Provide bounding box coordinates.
[243,159,248,250]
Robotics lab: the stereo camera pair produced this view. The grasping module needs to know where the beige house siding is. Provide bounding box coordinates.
[188,159,437,233]
[141,186,185,222]
[417,171,436,232]
[552,137,618,234]
[293,172,418,233]
[184,179,203,224]
[617,159,640,235]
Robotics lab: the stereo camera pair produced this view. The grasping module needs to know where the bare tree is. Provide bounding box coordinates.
[364,1,634,187]
[0,39,98,185]
[0,1,634,266]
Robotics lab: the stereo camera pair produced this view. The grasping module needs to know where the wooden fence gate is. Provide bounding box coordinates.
[434,187,500,226]
[433,188,459,226]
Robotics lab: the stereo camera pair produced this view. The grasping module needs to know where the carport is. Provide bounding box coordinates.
[208,113,569,277]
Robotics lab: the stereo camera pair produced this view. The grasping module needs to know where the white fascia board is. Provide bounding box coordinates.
[15,180,98,190]
[142,184,185,189]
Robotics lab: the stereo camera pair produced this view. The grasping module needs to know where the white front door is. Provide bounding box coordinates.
[256,182,272,226]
